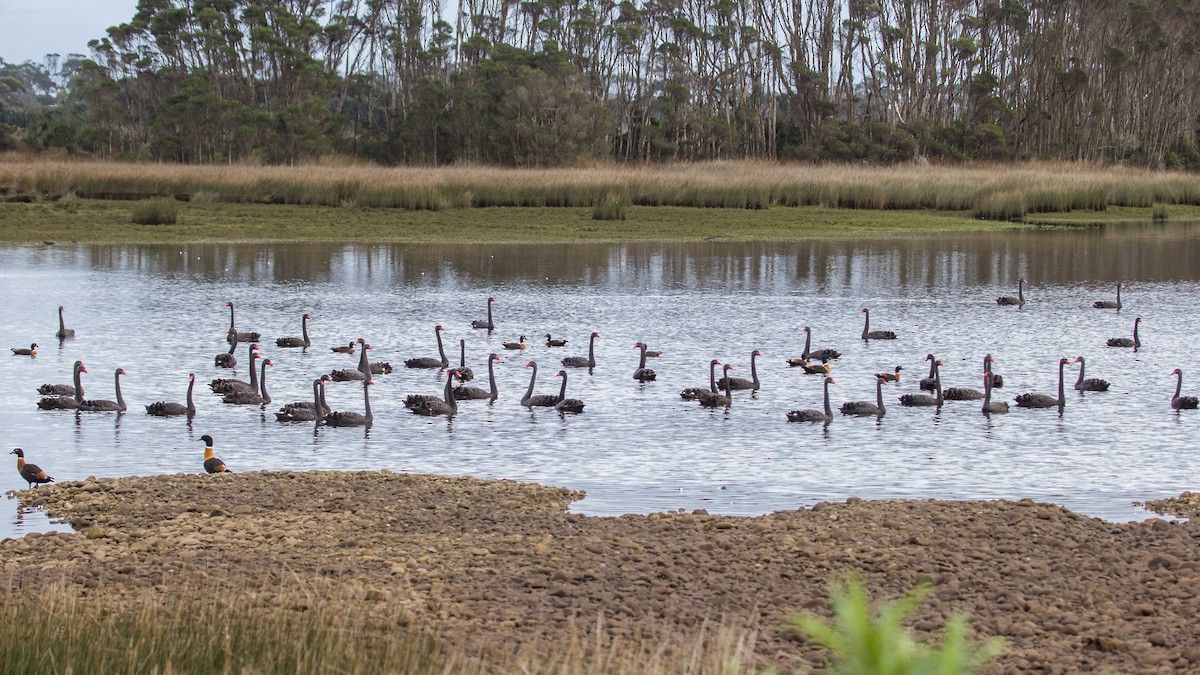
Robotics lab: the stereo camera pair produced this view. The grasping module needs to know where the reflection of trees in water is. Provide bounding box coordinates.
[72,223,1200,291]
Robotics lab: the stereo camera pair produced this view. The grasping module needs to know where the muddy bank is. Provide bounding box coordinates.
[4,471,1199,672]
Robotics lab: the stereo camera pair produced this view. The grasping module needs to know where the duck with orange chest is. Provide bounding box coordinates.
[11,343,37,357]
[12,448,54,488]
[200,435,232,473]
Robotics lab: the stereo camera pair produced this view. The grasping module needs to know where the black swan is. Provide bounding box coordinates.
[276,376,332,422]
[276,313,312,348]
[325,378,375,427]
[982,370,1009,414]
[562,332,600,369]
[840,376,887,417]
[331,343,372,381]
[918,354,938,391]
[146,373,197,418]
[1170,368,1199,410]
[332,341,357,354]
[877,366,903,383]
[79,368,127,412]
[56,305,75,339]
[521,361,560,407]
[1093,283,1124,309]
[801,327,840,361]
[412,371,460,417]
[370,360,393,374]
[681,359,722,400]
[1014,357,1070,409]
[472,296,496,330]
[456,339,475,381]
[38,361,86,409]
[200,435,231,473]
[211,345,261,393]
[454,354,501,401]
[632,342,657,381]
[983,354,1004,388]
[215,330,238,368]
[545,334,568,347]
[942,362,984,400]
[502,335,527,350]
[225,301,260,342]
[12,448,54,488]
[860,308,897,340]
[996,278,1028,306]
[699,365,733,408]
[554,371,585,413]
[1107,317,1142,349]
[900,361,943,407]
[406,326,449,368]
[223,359,273,405]
[787,376,836,423]
[717,350,762,390]
[1074,356,1110,392]
[11,343,37,356]
[39,360,84,396]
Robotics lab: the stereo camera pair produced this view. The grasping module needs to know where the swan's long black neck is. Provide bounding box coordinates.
[928,356,938,379]
[861,310,869,339]
[983,371,993,410]
[875,378,885,413]
[1116,284,1122,309]
[186,377,196,417]
[522,363,537,405]
[486,300,493,328]
[749,351,760,387]
[436,328,447,366]
[1133,320,1140,348]
[311,379,322,412]
[822,378,832,417]
[248,350,260,389]
[1075,359,1085,388]
[1056,360,1066,407]
[226,335,237,355]
[638,344,648,369]
[114,370,127,412]
[357,345,370,374]
[460,340,467,368]
[803,329,812,357]
[319,381,329,415]
[708,361,719,393]
[487,357,498,400]
[723,366,732,402]
[259,361,271,404]
[587,333,597,366]
[1174,371,1184,401]
[558,372,568,401]
[228,304,235,331]
[1018,279,1025,302]
[301,315,310,345]
[363,379,373,424]
[443,373,457,413]
[73,364,85,403]
[933,366,943,406]
[58,308,66,333]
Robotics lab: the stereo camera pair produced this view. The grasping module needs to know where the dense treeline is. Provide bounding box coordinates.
[2,0,1200,168]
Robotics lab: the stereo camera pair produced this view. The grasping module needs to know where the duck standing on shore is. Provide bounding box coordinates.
[200,435,232,473]
[12,448,54,488]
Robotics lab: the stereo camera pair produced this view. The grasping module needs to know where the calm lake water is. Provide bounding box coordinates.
[4,224,1200,538]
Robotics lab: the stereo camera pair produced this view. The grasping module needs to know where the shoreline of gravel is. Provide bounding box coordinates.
[4,471,1199,672]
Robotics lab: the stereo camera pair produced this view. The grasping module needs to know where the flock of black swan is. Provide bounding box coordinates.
[8,283,1198,479]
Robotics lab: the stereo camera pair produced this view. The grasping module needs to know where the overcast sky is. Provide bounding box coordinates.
[0,0,137,65]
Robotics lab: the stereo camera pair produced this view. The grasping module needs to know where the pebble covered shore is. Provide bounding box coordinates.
[4,471,1200,672]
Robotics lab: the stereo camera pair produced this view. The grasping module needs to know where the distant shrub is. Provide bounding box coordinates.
[592,197,627,221]
[1152,203,1169,221]
[131,200,179,225]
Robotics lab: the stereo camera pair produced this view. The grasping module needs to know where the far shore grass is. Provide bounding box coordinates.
[2,157,1198,243]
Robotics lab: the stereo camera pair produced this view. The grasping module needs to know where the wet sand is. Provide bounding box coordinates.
[4,471,1199,672]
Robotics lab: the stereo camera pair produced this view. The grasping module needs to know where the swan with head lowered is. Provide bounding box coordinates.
[1169,369,1198,410]
[276,376,332,422]
[211,345,261,393]
[632,342,657,381]
[325,378,374,427]
[1014,358,1070,409]
[1107,317,1142,349]
[55,305,75,339]
[1074,356,1110,392]
[38,361,87,409]
[412,371,460,417]
[223,359,273,405]
[717,350,762,391]
[562,332,600,369]
[455,339,474,381]
[454,354,501,401]
[787,376,836,423]
[801,327,840,362]
[78,368,127,412]
[521,361,560,407]
[553,371,585,413]
[276,313,312,348]
[472,296,496,330]
[225,301,261,342]
[698,365,733,408]
[996,278,1028,306]
[860,308,896,340]
[981,370,1009,414]
[681,359,722,400]
[215,330,238,368]
[1093,283,1124,309]
[840,376,887,417]
[406,326,449,368]
[146,373,197,418]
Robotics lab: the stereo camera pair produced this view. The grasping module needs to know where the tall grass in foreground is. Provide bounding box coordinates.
[130,199,179,225]
[780,574,1004,675]
[0,589,766,674]
[3,157,1199,219]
